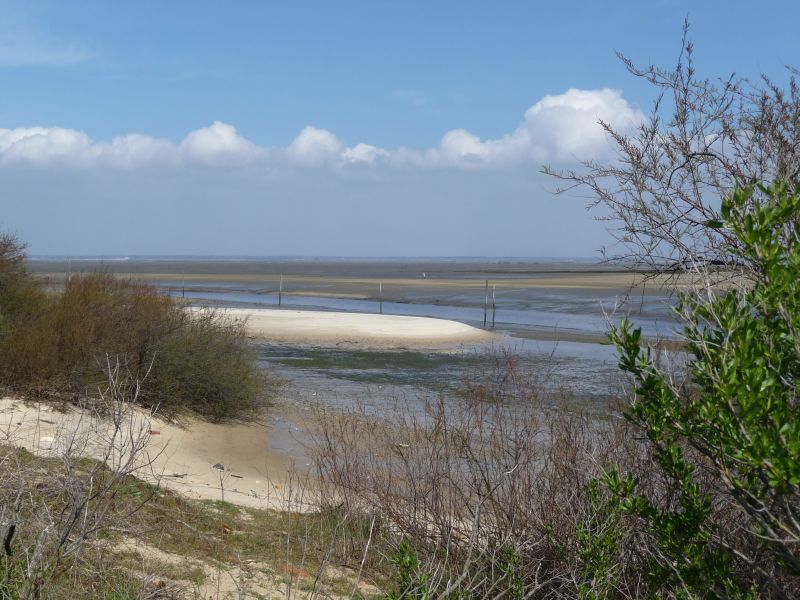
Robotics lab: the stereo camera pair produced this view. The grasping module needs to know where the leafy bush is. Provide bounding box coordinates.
[311,184,800,598]
[144,306,267,420]
[384,541,431,600]
[0,263,269,420]
[607,181,800,597]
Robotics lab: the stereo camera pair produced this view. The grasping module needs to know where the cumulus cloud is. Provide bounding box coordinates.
[416,88,644,167]
[97,134,177,168]
[286,126,345,165]
[521,88,643,161]
[180,121,265,164]
[0,88,642,170]
[0,122,262,168]
[0,126,95,165]
[432,129,493,164]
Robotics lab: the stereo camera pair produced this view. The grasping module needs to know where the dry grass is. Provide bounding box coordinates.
[304,350,761,598]
[307,354,639,596]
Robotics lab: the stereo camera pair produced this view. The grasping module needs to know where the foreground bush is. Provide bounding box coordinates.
[604,181,800,597]
[0,261,269,420]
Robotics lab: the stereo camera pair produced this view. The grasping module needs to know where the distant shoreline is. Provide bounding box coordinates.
[32,260,685,346]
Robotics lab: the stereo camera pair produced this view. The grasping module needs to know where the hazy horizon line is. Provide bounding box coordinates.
[27,254,603,263]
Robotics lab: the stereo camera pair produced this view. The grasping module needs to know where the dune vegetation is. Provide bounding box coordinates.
[0,234,270,422]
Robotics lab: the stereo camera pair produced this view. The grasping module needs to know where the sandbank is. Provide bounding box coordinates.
[209,307,498,348]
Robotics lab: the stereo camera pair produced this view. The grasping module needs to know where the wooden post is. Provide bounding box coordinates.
[181,270,185,299]
[379,281,383,314]
[278,274,283,308]
[483,280,488,328]
[492,285,496,328]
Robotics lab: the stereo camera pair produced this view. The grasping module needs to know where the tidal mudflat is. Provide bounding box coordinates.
[28,257,679,463]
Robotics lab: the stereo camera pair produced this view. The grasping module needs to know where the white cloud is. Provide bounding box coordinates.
[180,121,265,164]
[521,88,642,162]
[416,88,643,167]
[0,122,262,168]
[342,143,389,165]
[0,126,94,165]
[432,129,492,164]
[286,126,345,165]
[96,134,177,168]
[0,88,643,170]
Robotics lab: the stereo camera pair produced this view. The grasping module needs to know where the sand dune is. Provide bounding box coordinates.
[0,397,310,511]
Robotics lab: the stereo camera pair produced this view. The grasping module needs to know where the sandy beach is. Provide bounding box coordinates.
[211,307,498,348]
[0,397,309,511]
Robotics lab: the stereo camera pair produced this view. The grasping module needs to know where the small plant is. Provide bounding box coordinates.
[498,545,524,600]
[385,541,431,600]
[0,358,164,599]
[575,480,625,600]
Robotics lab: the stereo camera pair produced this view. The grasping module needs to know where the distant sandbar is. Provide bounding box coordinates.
[206,307,497,348]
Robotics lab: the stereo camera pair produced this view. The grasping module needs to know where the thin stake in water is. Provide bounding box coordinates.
[483,279,488,328]
[492,284,496,328]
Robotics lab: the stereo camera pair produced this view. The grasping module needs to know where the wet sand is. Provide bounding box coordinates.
[76,271,679,292]
[29,258,691,296]
[31,259,685,345]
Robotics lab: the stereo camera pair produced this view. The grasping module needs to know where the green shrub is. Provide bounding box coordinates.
[606,181,800,597]
[574,480,626,600]
[385,541,431,600]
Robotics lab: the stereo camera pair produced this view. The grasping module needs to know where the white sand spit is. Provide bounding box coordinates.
[210,307,497,348]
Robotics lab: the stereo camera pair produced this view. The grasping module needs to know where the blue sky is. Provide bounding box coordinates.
[1,1,797,257]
